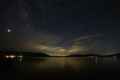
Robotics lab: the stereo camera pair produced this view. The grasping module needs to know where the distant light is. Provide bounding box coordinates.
[18,55,23,58]
[5,55,16,59]
[10,55,16,58]
[5,55,9,58]
[7,29,12,32]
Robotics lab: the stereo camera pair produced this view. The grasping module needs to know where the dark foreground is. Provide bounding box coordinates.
[0,57,120,80]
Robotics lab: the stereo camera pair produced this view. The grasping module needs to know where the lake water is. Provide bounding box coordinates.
[0,57,120,80]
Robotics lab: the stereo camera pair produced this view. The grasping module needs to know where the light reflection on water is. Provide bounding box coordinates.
[17,56,120,67]
[15,56,120,74]
[1,56,120,80]
[32,57,88,72]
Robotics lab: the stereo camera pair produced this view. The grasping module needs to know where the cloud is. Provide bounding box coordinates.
[17,32,120,56]
[29,34,103,56]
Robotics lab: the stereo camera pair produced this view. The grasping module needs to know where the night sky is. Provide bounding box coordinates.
[0,0,120,56]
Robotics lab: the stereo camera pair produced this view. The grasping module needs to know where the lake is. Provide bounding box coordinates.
[0,57,120,80]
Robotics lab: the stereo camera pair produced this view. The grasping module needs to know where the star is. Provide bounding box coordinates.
[7,29,12,33]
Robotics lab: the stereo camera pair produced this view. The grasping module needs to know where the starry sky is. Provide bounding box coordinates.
[0,0,120,56]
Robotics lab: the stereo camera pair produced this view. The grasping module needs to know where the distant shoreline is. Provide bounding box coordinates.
[0,51,120,57]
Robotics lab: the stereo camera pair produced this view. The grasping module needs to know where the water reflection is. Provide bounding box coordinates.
[87,56,120,64]
[28,56,120,73]
[1,56,120,80]
[32,57,89,72]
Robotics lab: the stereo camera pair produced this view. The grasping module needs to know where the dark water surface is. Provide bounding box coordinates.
[0,57,120,80]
